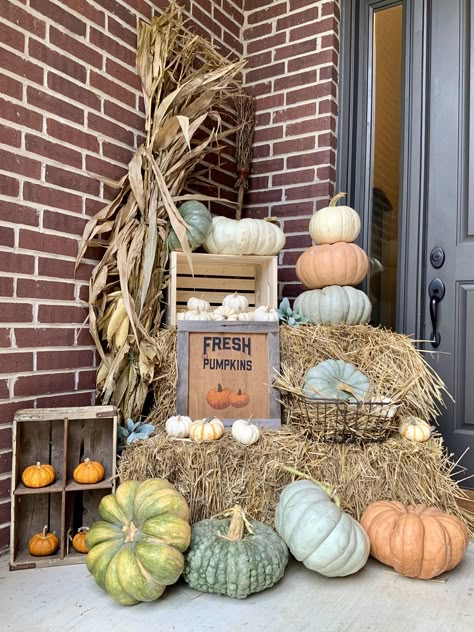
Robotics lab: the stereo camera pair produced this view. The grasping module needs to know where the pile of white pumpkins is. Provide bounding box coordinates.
[294,193,373,326]
[165,414,261,446]
[177,292,279,322]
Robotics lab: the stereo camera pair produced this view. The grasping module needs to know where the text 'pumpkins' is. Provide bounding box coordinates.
[85,479,191,605]
[275,479,370,577]
[184,505,288,598]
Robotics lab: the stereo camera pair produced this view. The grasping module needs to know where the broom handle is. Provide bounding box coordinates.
[236,182,245,220]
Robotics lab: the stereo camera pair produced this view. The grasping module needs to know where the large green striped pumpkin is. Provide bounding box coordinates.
[85,479,191,606]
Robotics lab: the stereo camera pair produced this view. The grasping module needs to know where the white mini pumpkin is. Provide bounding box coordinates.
[165,415,193,438]
[369,397,399,418]
[238,311,255,321]
[204,216,286,256]
[178,310,212,321]
[231,418,261,445]
[309,192,361,244]
[222,292,249,313]
[211,306,239,321]
[187,297,211,312]
[254,306,279,322]
[399,416,432,442]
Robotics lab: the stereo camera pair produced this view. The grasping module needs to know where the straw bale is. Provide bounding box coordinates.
[118,428,474,536]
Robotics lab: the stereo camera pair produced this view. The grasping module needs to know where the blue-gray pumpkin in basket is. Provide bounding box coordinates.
[183,505,288,598]
[303,359,370,401]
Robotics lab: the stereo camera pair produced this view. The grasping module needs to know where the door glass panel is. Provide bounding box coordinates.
[369,4,403,329]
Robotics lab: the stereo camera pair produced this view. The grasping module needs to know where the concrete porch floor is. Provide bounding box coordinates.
[0,545,473,632]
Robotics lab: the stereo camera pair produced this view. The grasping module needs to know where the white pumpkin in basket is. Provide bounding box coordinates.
[254,306,279,322]
[165,415,193,438]
[211,306,240,321]
[222,292,249,313]
[238,311,255,321]
[231,418,261,446]
[187,297,211,312]
[204,216,286,256]
[178,310,212,321]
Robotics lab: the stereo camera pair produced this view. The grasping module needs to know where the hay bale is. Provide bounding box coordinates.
[150,324,447,428]
[118,428,474,535]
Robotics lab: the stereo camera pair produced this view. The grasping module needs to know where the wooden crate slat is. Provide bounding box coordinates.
[176,290,256,306]
[14,406,116,421]
[176,276,256,291]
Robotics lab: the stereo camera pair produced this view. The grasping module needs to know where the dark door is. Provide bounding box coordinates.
[423,0,474,485]
[338,0,474,485]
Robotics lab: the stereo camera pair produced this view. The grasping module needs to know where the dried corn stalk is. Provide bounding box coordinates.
[76,2,245,420]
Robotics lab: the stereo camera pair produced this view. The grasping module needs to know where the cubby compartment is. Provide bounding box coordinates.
[10,406,118,570]
[64,488,111,560]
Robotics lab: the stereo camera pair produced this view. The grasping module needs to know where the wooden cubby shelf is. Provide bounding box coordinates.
[10,406,118,571]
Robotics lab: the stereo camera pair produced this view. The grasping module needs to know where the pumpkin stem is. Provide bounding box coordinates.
[122,521,139,543]
[36,461,41,468]
[328,192,347,207]
[279,466,341,506]
[84,458,90,465]
[41,525,48,538]
[217,384,223,393]
[226,505,245,540]
[337,382,361,401]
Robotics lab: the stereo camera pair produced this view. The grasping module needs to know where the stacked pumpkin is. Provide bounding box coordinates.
[294,194,372,326]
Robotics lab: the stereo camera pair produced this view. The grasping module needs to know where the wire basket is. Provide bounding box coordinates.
[283,394,400,443]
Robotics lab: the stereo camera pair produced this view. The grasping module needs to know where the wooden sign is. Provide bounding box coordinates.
[177,321,281,426]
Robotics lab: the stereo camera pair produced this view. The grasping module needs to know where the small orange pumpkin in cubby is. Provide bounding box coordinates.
[73,458,105,484]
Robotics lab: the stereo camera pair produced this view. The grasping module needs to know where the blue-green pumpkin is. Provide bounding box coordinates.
[85,479,191,606]
[183,505,288,599]
[168,200,212,251]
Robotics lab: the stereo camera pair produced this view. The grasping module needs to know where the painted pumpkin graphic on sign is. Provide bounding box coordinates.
[206,384,232,409]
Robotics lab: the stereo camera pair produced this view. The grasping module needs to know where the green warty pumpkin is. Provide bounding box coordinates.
[183,505,288,598]
[85,479,191,606]
[303,359,370,401]
[168,200,212,251]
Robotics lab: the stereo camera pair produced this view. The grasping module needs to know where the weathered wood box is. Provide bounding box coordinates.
[10,406,118,570]
[166,251,278,325]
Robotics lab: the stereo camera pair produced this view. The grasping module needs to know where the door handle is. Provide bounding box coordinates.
[428,278,445,348]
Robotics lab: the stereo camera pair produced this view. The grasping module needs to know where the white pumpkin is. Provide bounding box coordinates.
[204,216,286,256]
[238,311,255,321]
[294,286,372,325]
[399,416,432,442]
[369,397,399,418]
[254,306,279,322]
[165,415,193,438]
[275,479,370,577]
[211,306,239,321]
[309,192,361,244]
[178,309,211,321]
[222,292,249,313]
[187,297,211,312]
[231,418,260,445]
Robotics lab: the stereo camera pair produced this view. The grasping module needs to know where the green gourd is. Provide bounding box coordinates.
[85,479,191,606]
[294,286,372,325]
[303,359,370,401]
[183,505,288,599]
[168,200,212,251]
[275,476,370,577]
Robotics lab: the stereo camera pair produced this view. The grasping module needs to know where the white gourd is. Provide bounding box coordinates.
[238,311,255,321]
[294,286,372,325]
[254,306,279,322]
[211,306,239,321]
[309,192,361,244]
[178,310,211,321]
[369,397,399,418]
[222,292,249,313]
[165,415,193,438]
[187,297,211,312]
[399,416,432,442]
[204,216,286,256]
[231,419,260,445]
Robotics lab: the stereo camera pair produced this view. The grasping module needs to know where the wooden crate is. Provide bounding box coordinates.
[10,406,118,571]
[166,251,278,325]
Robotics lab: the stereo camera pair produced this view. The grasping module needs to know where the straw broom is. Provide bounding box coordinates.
[76,2,245,420]
[234,94,256,220]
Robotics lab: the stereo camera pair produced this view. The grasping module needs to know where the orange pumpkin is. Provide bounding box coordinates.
[296,242,369,289]
[361,501,469,579]
[73,458,105,484]
[72,527,89,554]
[229,389,250,408]
[21,461,56,488]
[206,384,231,410]
[28,526,59,557]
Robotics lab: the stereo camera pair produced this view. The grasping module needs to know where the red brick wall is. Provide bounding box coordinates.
[0,0,243,552]
[243,0,340,300]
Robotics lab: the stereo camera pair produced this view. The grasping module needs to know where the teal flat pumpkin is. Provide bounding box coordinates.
[168,200,212,251]
[303,359,370,401]
[85,479,191,606]
[183,505,288,599]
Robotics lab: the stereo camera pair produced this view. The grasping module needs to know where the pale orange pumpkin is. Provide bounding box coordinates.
[21,461,56,488]
[28,526,59,557]
[189,417,224,442]
[361,501,469,579]
[72,527,89,554]
[296,242,369,289]
[73,458,105,484]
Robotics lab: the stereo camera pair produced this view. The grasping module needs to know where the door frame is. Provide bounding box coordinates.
[336,0,429,338]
